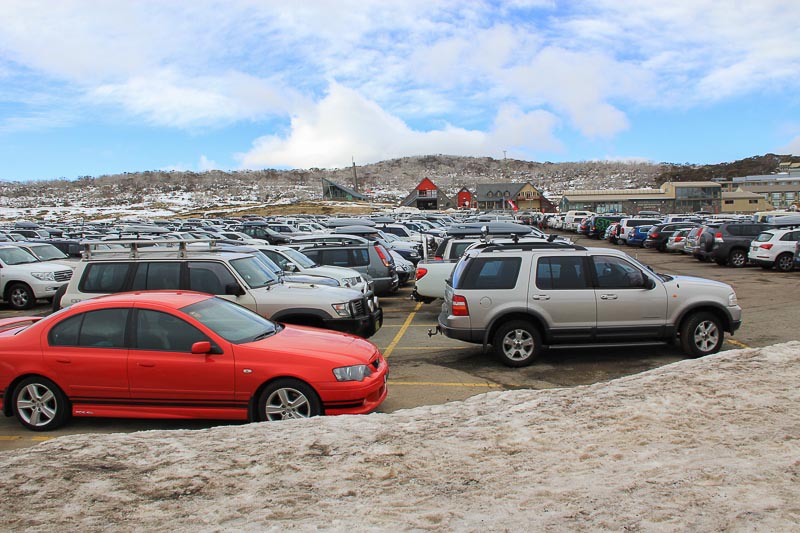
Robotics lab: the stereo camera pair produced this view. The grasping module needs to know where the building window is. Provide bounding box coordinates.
[724,200,733,204]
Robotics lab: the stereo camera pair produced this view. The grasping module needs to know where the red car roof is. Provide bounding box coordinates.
[72,290,213,310]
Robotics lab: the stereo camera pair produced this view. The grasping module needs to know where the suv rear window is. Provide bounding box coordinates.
[452,257,521,290]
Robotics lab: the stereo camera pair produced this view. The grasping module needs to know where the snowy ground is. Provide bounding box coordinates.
[1,342,798,531]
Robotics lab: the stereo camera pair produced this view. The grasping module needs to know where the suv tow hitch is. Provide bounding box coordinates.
[427,325,441,337]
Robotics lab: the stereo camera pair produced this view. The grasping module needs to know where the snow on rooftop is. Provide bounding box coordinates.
[1,342,798,530]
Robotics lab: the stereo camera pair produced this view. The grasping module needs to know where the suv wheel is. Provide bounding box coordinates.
[493,321,541,367]
[728,249,747,268]
[775,253,794,272]
[7,283,35,310]
[680,312,723,358]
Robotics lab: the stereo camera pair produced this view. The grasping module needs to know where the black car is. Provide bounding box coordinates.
[585,215,624,239]
[643,222,699,252]
[708,222,769,267]
[236,222,291,244]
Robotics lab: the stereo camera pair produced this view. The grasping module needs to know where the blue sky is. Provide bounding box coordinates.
[1,0,799,182]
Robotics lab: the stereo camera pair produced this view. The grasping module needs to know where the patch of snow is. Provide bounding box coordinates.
[1,342,798,530]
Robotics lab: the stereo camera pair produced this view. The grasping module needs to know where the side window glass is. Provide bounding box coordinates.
[48,314,83,346]
[81,263,131,293]
[302,249,319,261]
[136,309,209,352]
[78,309,128,348]
[535,257,587,290]
[459,257,521,290]
[262,250,287,269]
[131,262,181,290]
[325,249,351,266]
[188,262,236,295]
[592,256,644,289]
[353,249,370,267]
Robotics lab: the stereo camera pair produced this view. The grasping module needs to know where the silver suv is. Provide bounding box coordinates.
[437,242,742,367]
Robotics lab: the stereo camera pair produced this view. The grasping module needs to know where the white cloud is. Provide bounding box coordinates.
[779,135,800,156]
[237,84,561,169]
[198,155,218,171]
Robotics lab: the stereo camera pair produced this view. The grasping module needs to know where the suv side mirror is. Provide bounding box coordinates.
[285,263,298,272]
[225,282,245,296]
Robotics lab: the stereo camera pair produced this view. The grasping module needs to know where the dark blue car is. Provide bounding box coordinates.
[626,225,653,247]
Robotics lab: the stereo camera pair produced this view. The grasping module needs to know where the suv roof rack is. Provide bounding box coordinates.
[446,222,532,237]
[471,241,587,252]
[81,239,228,260]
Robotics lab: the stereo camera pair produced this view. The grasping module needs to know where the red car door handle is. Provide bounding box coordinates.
[56,358,71,364]
[137,362,156,368]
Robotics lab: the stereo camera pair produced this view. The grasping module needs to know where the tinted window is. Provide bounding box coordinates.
[321,248,352,267]
[456,257,521,290]
[81,263,132,293]
[592,256,646,289]
[48,314,82,346]
[188,262,237,294]
[135,309,208,352]
[261,250,287,269]
[131,262,181,290]
[535,257,588,290]
[50,309,128,348]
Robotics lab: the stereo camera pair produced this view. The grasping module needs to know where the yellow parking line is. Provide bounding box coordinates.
[383,302,422,358]
[0,436,20,441]
[726,339,750,349]
[386,346,473,351]
[31,436,54,441]
[389,381,504,388]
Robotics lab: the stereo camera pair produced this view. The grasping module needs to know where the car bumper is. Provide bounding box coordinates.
[318,360,388,415]
[437,312,484,344]
[324,307,383,339]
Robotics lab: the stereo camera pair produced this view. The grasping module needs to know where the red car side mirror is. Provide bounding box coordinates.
[191,341,212,354]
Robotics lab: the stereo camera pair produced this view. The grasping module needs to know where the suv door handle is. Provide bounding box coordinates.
[531,294,550,301]
[600,294,618,300]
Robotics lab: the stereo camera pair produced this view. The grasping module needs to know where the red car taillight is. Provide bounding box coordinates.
[452,295,469,316]
[434,256,443,260]
[649,232,659,238]
[759,243,773,250]
[714,232,724,243]
[375,245,391,267]
[675,236,685,242]
[415,267,428,280]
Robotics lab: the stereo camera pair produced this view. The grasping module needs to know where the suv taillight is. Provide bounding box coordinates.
[452,295,469,316]
[649,232,659,238]
[759,243,773,250]
[374,245,391,267]
[714,232,724,242]
[415,267,428,280]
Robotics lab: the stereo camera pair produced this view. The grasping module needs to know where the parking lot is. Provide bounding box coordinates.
[0,234,796,450]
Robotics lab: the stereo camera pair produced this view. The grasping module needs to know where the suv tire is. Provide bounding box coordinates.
[727,249,747,268]
[680,312,722,358]
[51,284,67,314]
[775,253,794,272]
[7,282,35,310]
[493,320,541,367]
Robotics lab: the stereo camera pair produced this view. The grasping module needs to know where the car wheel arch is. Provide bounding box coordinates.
[3,373,68,417]
[483,311,548,349]
[676,305,731,336]
[249,376,324,422]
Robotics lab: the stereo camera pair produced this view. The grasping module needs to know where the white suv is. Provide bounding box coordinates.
[0,244,73,309]
[748,228,800,272]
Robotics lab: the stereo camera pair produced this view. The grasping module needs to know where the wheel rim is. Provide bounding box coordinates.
[731,252,746,267]
[16,383,58,427]
[10,287,30,308]
[264,387,311,420]
[777,255,793,271]
[502,329,534,361]
[692,320,720,353]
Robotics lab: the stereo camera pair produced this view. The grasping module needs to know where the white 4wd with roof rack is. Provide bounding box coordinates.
[435,241,742,367]
[57,240,382,339]
[0,244,73,309]
[748,227,800,271]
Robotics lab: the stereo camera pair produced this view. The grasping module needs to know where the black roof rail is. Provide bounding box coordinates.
[473,242,587,252]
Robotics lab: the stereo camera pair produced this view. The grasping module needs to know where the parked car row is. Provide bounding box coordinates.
[555,211,800,272]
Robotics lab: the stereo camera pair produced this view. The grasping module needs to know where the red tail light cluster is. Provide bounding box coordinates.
[415,267,428,280]
[759,243,773,250]
[452,295,469,316]
[374,245,391,267]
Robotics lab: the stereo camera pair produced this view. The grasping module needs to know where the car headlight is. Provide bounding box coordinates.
[31,272,55,281]
[332,303,352,317]
[333,364,373,382]
[728,293,738,306]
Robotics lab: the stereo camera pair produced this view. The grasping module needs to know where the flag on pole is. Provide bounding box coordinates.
[507,199,518,211]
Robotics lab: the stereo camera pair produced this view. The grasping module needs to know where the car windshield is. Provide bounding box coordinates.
[28,244,69,261]
[0,247,38,265]
[281,247,316,268]
[181,297,280,344]
[229,256,279,288]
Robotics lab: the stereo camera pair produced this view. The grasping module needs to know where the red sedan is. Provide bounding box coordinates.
[0,291,388,431]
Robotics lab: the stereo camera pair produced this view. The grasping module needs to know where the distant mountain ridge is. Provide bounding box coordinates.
[0,154,796,217]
